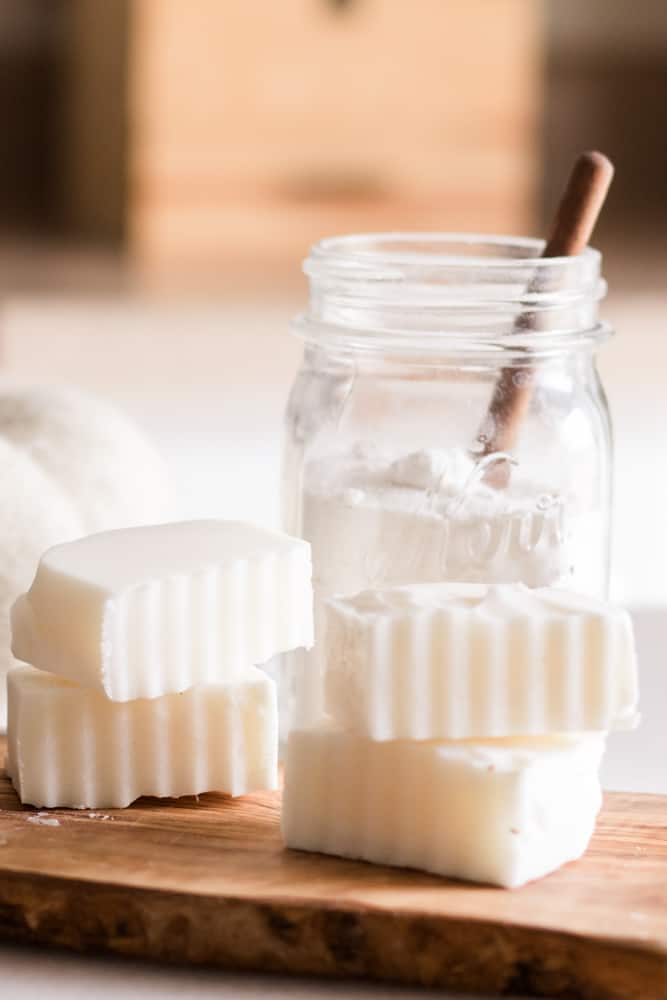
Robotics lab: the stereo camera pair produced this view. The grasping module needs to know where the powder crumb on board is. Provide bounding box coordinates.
[88,813,114,821]
[27,814,60,827]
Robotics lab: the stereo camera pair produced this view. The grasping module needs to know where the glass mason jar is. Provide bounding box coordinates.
[281,234,612,732]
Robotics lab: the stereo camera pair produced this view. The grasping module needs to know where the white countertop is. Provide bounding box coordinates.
[0,944,529,1000]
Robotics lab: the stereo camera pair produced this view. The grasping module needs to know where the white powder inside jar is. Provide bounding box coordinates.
[304,446,567,593]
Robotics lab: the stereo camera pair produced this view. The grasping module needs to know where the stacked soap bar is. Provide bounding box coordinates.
[12,520,313,700]
[9,520,312,808]
[8,667,277,808]
[324,583,639,740]
[283,582,638,888]
[284,727,605,890]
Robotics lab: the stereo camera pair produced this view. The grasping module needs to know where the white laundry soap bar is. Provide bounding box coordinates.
[325,582,638,740]
[282,724,605,888]
[7,665,278,808]
[11,520,313,701]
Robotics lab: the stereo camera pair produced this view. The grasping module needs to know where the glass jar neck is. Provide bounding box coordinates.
[296,233,609,360]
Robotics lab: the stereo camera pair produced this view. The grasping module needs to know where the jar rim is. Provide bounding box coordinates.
[292,314,612,360]
[304,232,602,280]
[300,231,608,354]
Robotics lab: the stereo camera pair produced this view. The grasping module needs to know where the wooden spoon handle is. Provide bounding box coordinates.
[480,151,614,460]
[544,151,615,258]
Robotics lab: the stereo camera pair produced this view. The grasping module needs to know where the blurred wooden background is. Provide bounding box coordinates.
[0,0,666,277]
[1,0,543,272]
[128,0,542,269]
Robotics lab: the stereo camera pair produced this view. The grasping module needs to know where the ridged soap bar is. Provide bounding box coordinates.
[7,665,278,808]
[325,582,638,740]
[11,520,313,701]
[283,723,604,888]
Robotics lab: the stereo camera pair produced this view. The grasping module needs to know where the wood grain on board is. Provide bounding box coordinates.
[0,739,665,999]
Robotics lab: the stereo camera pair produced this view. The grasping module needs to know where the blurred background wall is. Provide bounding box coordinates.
[1,0,666,281]
[127,0,541,270]
[0,0,60,233]
[544,0,667,285]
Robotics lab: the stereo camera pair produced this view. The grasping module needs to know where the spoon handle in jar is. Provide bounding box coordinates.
[478,151,614,465]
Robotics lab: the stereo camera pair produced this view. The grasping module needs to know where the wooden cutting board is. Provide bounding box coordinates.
[0,739,665,1000]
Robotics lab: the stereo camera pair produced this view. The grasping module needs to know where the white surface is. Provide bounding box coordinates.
[2,299,294,532]
[602,606,667,793]
[325,582,638,740]
[284,724,604,889]
[0,946,522,1000]
[7,665,277,808]
[25,519,310,590]
[12,520,312,701]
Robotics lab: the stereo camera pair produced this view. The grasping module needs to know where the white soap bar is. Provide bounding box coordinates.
[7,665,278,808]
[283,723,604,888]
[11,520,313,701]
[325,582,638,740]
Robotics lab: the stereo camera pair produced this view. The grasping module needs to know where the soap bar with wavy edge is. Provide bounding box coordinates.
[11,520,313,701]
[325,582,638,741]
[7,665,278,808]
